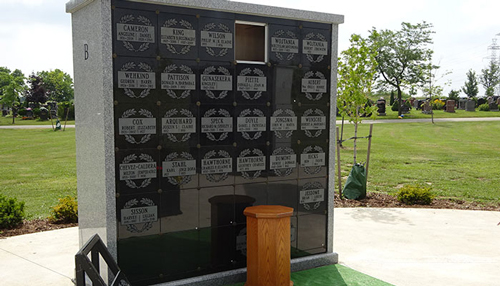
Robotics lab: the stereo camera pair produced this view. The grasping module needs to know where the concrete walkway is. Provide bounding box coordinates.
[1,208,499,285]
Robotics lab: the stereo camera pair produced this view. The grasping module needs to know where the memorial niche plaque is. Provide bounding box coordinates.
[298,178,327,213]
[117,193,161,239]
[300,145,326,176]
[236,147,266,183]
[159,14,198,59]
[199,17,234,61]
[301,70,328,101]
[162,151,197,186]
[200,63,234,103]
[269,146,297,180]
[236,66,268,104]
[113,9,157,57]
[270,108,297,139]
[114,57,158,102]
[200,147,234,187]
[160,61,197,102]
[300,107,327,139]
[200,106,233,145]
[116,150,159,194]
[269,24,300,65]
[162,108,196,142]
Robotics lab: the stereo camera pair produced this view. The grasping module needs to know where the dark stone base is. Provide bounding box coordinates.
[157,253,339,286]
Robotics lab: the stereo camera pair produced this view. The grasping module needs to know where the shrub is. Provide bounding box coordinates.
[57,102,75,120]
[391,100,399,111]
[0,194,25,229]
[478,103,490,111]
[432,99,445,110]
[17,108,27,116]
[48,196,78,223]
[33,107,41,117]
[396,185,434,205]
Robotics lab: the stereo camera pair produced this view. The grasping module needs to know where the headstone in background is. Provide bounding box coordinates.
[445,100,455,113]
[422,101,432,114]
[465,100,475,111]
[376,98,386,116]
[458,99,467,110]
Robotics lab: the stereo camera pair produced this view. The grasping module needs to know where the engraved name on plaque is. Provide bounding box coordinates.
[237,109,266,141]
[201,23,233,57]
[116,14,155,52]
[237,148,266,180]
[300,181,325,211]
[201,108,232,142]
[300,146,325,175]
[162,152,196,185]
[119,108,156,144]
[119,153,157,189]
[120,198,158,233]
[303,32,328,63]
[161,64,196,100]
[118,62,156,99]
[301,108,326,138]
[271,30,299,61]
[237,68,266,101]
[161,19,196,54]
[162,109,196,142]
[201,66,232,100]
[270,109,297,138]
[270,147,296,177]
[301,71,327,101]
[201,150,232,183]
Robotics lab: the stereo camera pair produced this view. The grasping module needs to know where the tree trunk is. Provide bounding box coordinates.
[353,122,358,165]
[397,87,403,117]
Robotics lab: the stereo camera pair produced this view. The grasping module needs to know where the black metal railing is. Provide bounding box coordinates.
[75,234,131,286]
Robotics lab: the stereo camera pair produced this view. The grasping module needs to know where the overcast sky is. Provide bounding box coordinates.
[1,0,499,96]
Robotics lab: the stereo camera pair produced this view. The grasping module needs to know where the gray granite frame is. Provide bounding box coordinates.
[67,0,343,285]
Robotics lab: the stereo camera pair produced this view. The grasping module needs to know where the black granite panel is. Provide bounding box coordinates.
[161,188,198,233]
[161,230,201,279]
[272,66,301,105]
[298,104,329,143]
[297,213,327,254]
[298,66,330,105]
[114,102,160,150]
[198,17,235,62]
[159,103,199,149]
[198,185,235,228]
[268,143,299,182]
[158,59,199,104]
[160,146,199,191]
[113,8,158,58]
[234,105,269,147]
[290,216,298,253]
[234,146,267,185]
[199,104,235,146]
[158,13,199,60]
[113,56,160,104]
[115,149,160,195]
[297,178,327,215]
[267,180,299,216]
[234,183,267,224]
[235,64,270,105]
[300,27,331,68]
[117,192,161,239]
[269,104,299,141]
[199,146,235,188]
[199,61,235,105]
[268,24,301,66]
[298,142,328,179]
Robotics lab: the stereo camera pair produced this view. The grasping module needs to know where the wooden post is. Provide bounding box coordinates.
[244,205,294,286]
[336,127,343,198]
[365,124,374,181]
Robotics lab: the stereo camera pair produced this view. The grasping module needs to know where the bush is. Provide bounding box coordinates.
[33,107,41,117]
[391,100,399,111]
[432,99,445,110]
[0,194,25,229]
[57,102,75,120]
[48,196,78,223]
[478,103,490,111]
[396,185,434,205]
[17,108,27,116]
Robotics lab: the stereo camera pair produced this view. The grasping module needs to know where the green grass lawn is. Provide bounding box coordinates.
[336,108,500,120]
[338,121,500,205]
[0,116,75,126]
[1,121,499,220]
[0,129,76,219]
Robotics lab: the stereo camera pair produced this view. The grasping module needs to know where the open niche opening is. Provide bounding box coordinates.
[235,22,267,63]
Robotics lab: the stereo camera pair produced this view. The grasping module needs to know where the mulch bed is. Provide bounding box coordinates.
[1,193,498,238]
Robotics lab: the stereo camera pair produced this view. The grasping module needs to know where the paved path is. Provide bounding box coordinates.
[0,125,75,129]
[1,208,500,285]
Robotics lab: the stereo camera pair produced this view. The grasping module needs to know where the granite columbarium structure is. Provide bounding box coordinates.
[66,0,343,285]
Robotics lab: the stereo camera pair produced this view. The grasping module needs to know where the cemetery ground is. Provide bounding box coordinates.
[1,121,500,237]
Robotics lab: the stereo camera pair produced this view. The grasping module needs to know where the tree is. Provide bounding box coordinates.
[461,69,479,98]
[337,34,378,164]
[37,69,74,102]
[26,74,48,105]
[0,69,27,124]
[448,89,460,101]
[369,22,435,116]
[479,60,500,97]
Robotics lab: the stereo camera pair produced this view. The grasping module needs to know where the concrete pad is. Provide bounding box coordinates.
[0,227,78,286]
[334,208,500,286]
